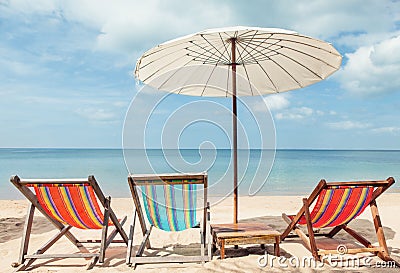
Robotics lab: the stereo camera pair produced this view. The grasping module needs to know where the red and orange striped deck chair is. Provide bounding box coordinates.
[281,177,398,266]
[10,175,128,271]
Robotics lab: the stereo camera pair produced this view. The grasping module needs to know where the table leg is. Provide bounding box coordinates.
[274,236,280,257]
[220,240,225,259]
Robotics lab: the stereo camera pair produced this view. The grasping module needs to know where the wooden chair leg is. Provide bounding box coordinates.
[18,204,35,266]
[99,197,111,263]
[126,211,137,265]
[131,225,153,268]
[17,225,73,271]
[206,209,212,261]
[327,225,345,238]
[136,226,152,257]
[207,229,212,261]
[200,230,205,264]
[303,198,319,261]
[342,225,372,248]
[87,256,99,270]
[281,213,300,240]
[370,200,390,258]
[101,216,128,256]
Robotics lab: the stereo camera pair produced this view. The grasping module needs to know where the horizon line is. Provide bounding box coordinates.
[1,147,399,151]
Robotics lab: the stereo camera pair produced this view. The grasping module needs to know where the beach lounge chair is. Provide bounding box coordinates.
[126,173,211,268]
[281,177,398,266]
[10,175,129,271]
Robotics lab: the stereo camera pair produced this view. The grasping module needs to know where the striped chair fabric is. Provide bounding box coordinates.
[141,182,197,232]
[28,183,112,229]
[297,186,373,228]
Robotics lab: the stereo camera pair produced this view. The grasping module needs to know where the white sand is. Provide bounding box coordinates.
[1,194,399,272]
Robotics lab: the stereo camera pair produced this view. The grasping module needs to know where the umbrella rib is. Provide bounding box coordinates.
[140,37,225,60]
[247,33,341,56]
[173,63,219,95]
[239,39,281,63]
[142,53,193,83]
[185,44,226,64]
[236,30,258,62]
[276,51,323,79]
[242,41,324,79]
[139,35,234,59]
[235,29,256,40]
[256,62,279,93]
[185,46,226,64]
[239,32,273,63]
[219,32,232,63]
[235,42,255,95]
[270,58,303,88]
[140,39,194,58]
[201,64,218,96]
[139,45,198,71]
[191,35,229,61]
[236,37,276,65]
[189,41,231,65]
[245,39,339,70]
[235,36,280,91]
[156,58,197,90]
[200,35,231,64]
[242,63,254,96]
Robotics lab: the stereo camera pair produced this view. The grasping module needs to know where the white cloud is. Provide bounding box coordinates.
[327,120,371,130]
[4,0,400,53]
[276,107,313,120]
[3,0,233,55]
[336,35,400,96]
[372,126,400,135]
[3,0,57,15]
[75,108,116,121]
[112,101,128,108]
[225,0,400,43]
[87,1,231,54]
[256,94,290,112]
[329,110,337,115]
[3,0,399,60]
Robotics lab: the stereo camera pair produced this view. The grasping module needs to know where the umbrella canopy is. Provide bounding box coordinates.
[135,26,342,223]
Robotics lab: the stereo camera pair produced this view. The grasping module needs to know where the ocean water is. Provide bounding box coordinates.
[1,148,399,199]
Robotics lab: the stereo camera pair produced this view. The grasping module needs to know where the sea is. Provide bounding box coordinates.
[1,148,399,200]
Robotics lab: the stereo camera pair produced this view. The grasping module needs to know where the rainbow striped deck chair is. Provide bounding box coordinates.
[10,175,128,271]
[281,177,398,266]
[126,173,211,268]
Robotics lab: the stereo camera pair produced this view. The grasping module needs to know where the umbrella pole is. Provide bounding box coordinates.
[231,38,238,224]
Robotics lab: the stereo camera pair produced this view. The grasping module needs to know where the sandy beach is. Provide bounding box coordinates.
[1,193,399,273]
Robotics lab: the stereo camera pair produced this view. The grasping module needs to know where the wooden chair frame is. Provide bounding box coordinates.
[281,177,399,267]
[10,175,129,271]
[126,173,211,268]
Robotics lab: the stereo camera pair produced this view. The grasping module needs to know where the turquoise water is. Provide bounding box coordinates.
[1,149,399,199]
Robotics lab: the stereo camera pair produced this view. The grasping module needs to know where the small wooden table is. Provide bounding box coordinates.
[211,222,281,259]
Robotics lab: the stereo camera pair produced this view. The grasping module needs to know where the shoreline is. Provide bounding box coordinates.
[4,190,400,201]
[4,189,400,201]
[2,147,400,151]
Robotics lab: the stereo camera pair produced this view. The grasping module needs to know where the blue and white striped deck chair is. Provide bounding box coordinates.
[126,173,211,267]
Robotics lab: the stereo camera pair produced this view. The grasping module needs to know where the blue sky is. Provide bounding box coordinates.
[1,0,400,149]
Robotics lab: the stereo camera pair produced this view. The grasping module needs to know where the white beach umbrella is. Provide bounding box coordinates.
[135,26,342,223]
